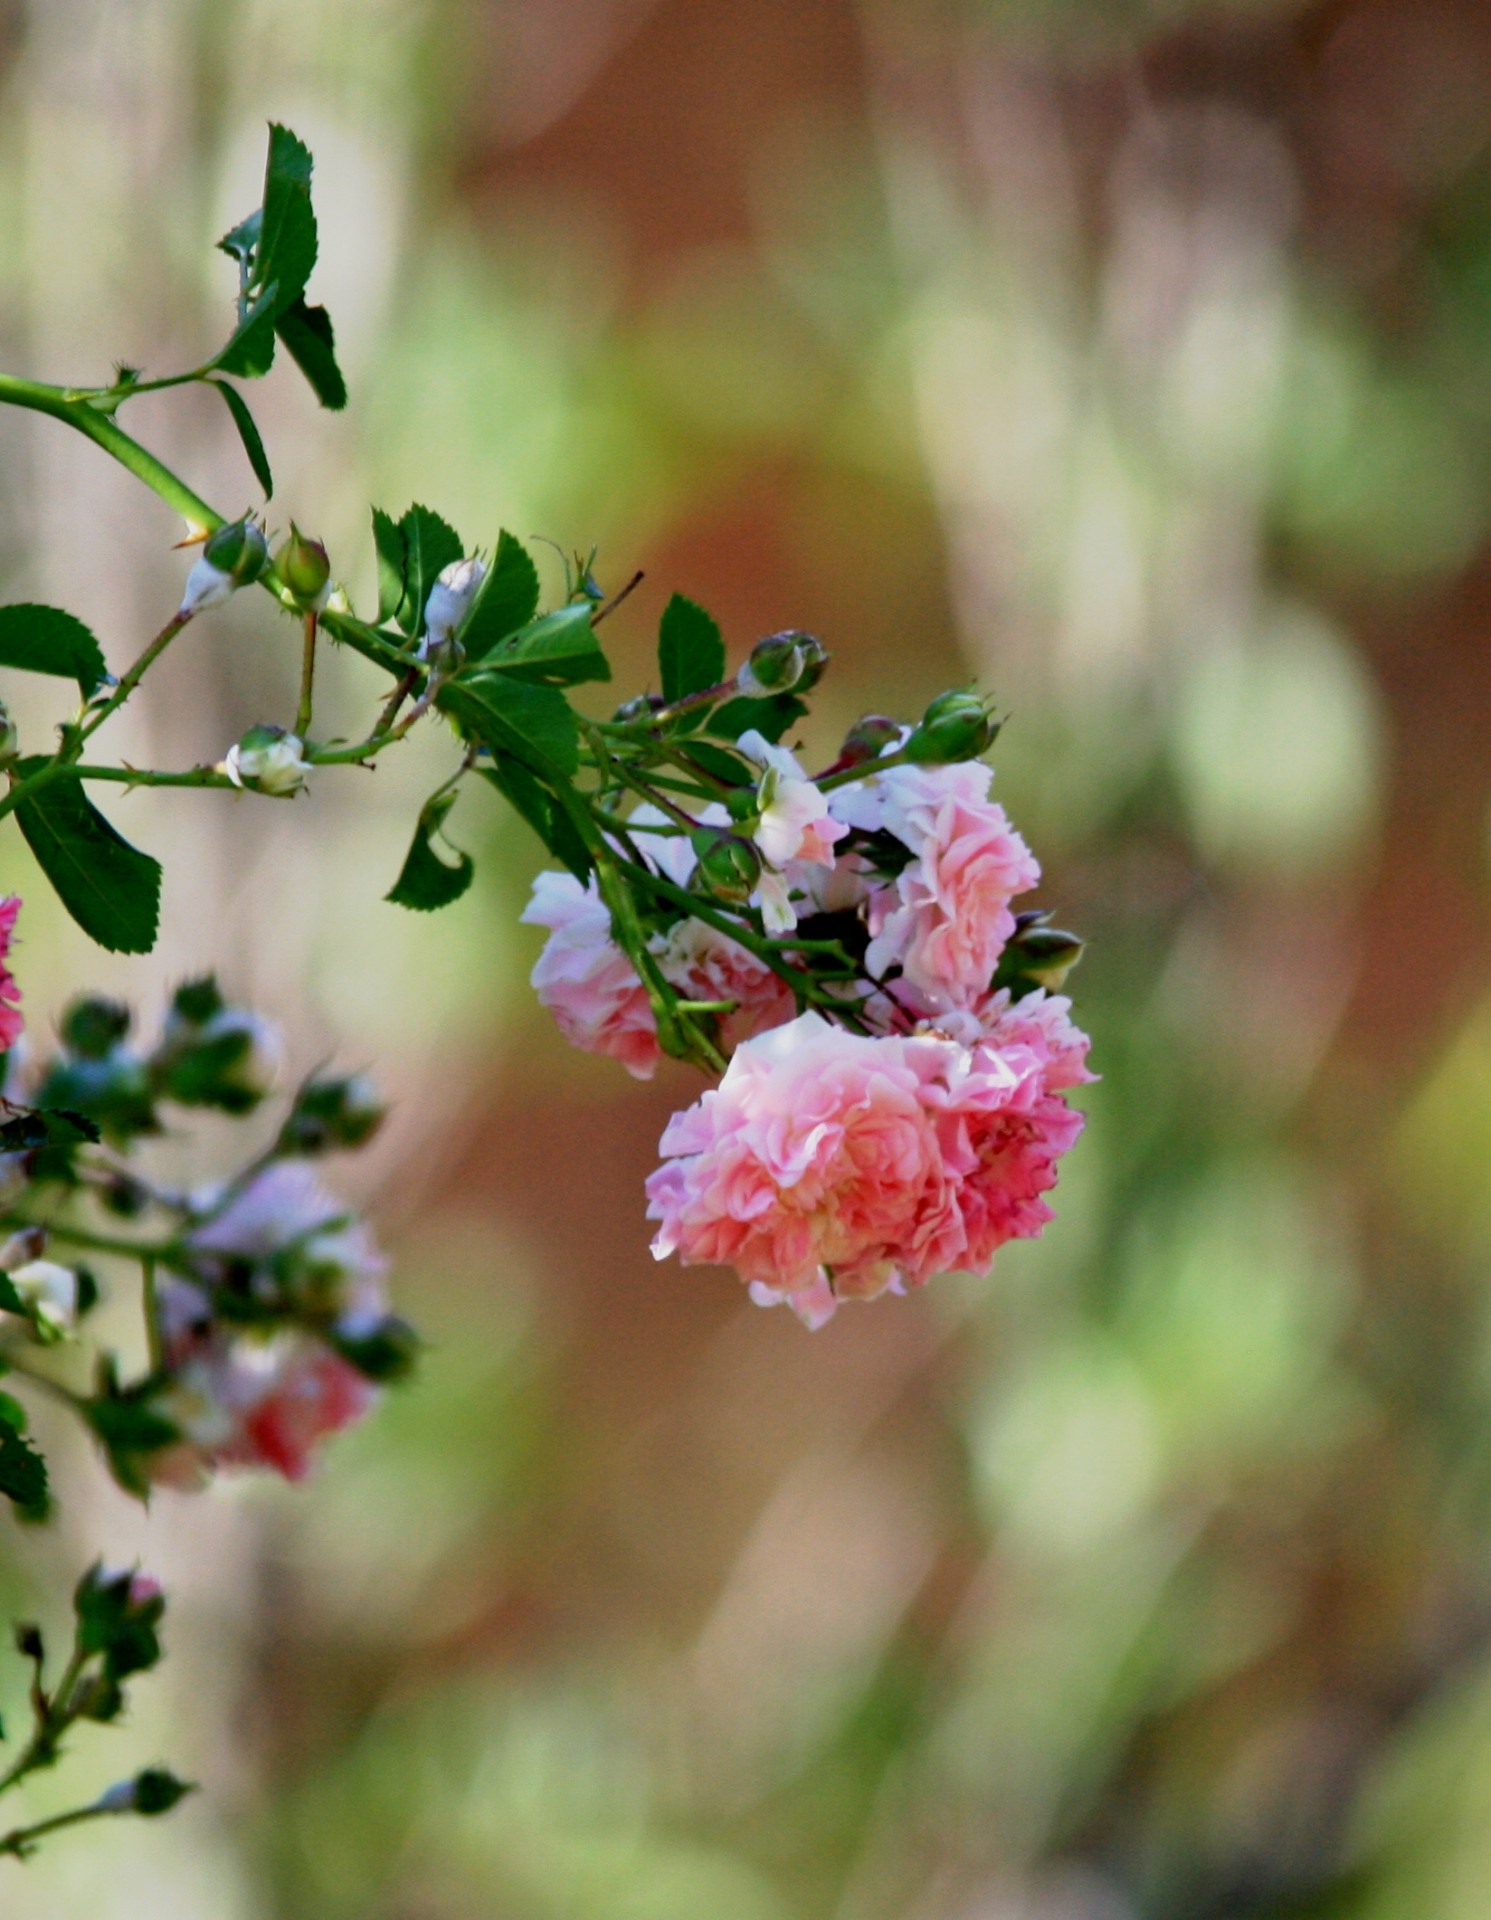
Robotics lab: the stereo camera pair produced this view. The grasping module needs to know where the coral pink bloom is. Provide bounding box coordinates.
[648,995,1093,1328]
[646,1013,959,1320]
[521,871,661,1079]
[221,1345,375,1481]
[920,990,1094,1273]
[0,896,22,1052]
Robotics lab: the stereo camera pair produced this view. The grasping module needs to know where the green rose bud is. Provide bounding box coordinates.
[1009,926,1085,988]
[839,714,902,766]
[692,829,762,903]
[61,996,132,1060]
[278,1073,386,1154]
[738,632,805,696]
[179,517,268,616]
[274,522,331,605]
[902,690,999,764]
[333,1310,419,1383]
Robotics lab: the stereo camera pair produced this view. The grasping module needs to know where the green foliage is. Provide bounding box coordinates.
[0,1422,48,1519]
[658,592,725,703]
[481,603,610,687]
[438,673,580,777]
[371,508,407,624]
[707,692,808,744]
[0,605,108,696]
[15,772,161,954]
[208,381,273,497]
[376,504,463,636]
[386,793,474,912]
[213,123,345,408]
[275,297,347,410]
[461,530,541,658]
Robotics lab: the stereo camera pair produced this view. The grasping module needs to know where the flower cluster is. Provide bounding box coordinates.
[0,932,411,1500]
[523,668,1092,1326]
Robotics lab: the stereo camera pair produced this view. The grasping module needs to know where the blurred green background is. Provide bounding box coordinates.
[3,0,1491,1913]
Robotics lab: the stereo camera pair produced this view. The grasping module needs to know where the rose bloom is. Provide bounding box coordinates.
[521,871,662,1079]
[0,895,22,1052]
[646,1013,962,1321]
[831,761,1039,1011]
[647,995,1091,1327]
[148,1280,376,1486]
[920,989,1094,1274]
[656,917,797,1051]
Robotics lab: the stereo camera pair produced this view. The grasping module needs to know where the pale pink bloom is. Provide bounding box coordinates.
[0,897,22,1052]
[646,1013,960,1313]
[521,870,662,1079]
[656,917,796,1051]
[737,731,847,870]
[833,761,1038,1010]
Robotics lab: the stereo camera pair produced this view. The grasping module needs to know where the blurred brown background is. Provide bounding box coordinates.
[5,0,1491,1914]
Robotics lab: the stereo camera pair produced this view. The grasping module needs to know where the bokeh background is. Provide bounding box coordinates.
[1,0,1490,1913]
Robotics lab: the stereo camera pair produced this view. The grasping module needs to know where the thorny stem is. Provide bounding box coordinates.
[0,1646,88,1800]
[294,612,318,741]
[79,611,192,744]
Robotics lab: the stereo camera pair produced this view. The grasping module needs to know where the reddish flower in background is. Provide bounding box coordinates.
[0,895,23,1051]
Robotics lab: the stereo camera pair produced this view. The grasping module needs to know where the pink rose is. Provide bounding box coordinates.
[647,994,1092,1327]
[831,763,1040,1011]
[0,896,22,1052]
[646,1013,959,1319]
[656,917,797,1051]
[920,990,1094,1272]
[521,871,662,1079]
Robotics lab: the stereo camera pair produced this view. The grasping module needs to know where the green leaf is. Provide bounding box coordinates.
[476,759,592,882]
[16,771,161,954]
[253,123,317,316]
[214,296,278,380]
[276,296,347,410]
[209,382,272,497]
[484,604,610,688]
[707,692,808,745]
[371,509,406,625]
[461,531,541,659]
[0,1424,47,1517]
[438,674,579,777]
[672,740,754,787]
[386,794,474,912]
[658,593,725,705]
[0,1108,100,1153]
[0,605,108,696]
[0,1271,26,1317]
[397,505,463,637]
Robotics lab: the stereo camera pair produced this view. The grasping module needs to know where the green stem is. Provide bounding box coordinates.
[0,373,414,685]
[68,762,235,792]
[0,1799,118,1859]
[0,1647,87,1800]
[141,1255,162,1373]
[79,611,192,744]
[0,375,219,531]
[295,612,317,739]
[0,1217,179,1263]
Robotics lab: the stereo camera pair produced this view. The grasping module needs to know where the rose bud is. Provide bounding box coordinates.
[222,723,311,797]
[902,689,999,764]
[274,522,332,607]
[178,517,268,616]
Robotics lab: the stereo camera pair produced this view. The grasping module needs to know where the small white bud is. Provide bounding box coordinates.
[421,556,486,654]
[178,558,236,618]
[9,1260,79,1337]
[221,725,311,797]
